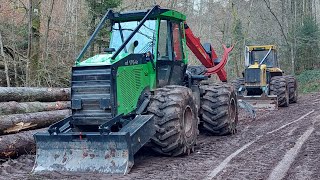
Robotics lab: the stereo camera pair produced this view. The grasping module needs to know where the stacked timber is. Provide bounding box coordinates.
[0,87,71,159]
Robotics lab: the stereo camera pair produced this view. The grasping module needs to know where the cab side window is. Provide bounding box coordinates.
[158,20,170,60]
[156,20,185,88]
[172,22,183,61]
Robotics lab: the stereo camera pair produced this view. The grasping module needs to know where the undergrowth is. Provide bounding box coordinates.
[297,69,320,93]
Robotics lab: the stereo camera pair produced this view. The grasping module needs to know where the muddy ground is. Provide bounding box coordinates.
[1,93,320,180]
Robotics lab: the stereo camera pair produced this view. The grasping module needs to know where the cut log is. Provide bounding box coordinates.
[0,128,46,159]
[0,101,70,115]
[0,87,70,102]
[0,110,70,134]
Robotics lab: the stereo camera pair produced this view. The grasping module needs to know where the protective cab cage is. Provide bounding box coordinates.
[33,6,168,175]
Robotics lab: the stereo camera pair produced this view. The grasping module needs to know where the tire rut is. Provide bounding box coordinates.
[284,116,320,180]
[212,107,319,180]
[0,93,318,180]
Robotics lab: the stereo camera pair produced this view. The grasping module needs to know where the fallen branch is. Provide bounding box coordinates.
[0,87,70,102]
[0,101,70,115]
[0,128,47,159]
[0,109,70,134]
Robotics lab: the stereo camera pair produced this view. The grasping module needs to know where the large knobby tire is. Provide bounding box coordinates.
[231,78,244,95]
[147,85,199,156]
[199,83,238,135]
[284,75,298,103]
[269,76,289,107]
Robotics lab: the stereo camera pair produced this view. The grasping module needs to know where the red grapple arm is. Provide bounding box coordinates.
[184,22,233,82]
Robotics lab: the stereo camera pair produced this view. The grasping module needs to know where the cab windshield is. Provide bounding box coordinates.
[109,20,157,54]
[251,50,276,67]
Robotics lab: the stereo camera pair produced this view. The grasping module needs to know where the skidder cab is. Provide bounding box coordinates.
[33,6,238,174]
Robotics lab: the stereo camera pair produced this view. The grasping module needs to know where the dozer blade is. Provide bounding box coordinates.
[238,95,278,111]
[238,99,256,119]
[32,115,154,174]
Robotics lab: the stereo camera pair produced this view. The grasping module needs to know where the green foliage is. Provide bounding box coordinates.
[85,0,121,56]
[86,0,121,16]
[297,69,320,93]
[295,16,320,74]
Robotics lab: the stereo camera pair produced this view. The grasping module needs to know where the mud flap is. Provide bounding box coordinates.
[239,95,278,111]
[32,115,154,174]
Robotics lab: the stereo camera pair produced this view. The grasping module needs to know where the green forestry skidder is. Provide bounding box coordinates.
[33,6,238,174]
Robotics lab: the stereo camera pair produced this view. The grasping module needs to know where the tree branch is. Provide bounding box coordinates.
[263,0,289,46]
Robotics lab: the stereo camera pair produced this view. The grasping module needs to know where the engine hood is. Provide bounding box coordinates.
[76,53,129,66]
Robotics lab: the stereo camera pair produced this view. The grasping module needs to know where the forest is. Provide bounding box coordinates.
[1,1,320,179]
[0,0,319,89]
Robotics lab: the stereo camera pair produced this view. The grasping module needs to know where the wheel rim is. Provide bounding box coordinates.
[183,106,193,138]
[228,97,237,133]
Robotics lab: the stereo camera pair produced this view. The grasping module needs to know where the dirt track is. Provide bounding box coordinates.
[1,93,320,180]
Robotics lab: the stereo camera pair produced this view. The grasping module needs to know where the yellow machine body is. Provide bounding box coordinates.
[239,45,284,110]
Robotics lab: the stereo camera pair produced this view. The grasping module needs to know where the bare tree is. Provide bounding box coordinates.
[26,0,41,86]
[0,32,10,87]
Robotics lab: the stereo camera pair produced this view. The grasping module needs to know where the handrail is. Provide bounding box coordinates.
[75,10,114,64]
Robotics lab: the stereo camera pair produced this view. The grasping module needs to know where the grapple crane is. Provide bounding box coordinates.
[184,23,233,81]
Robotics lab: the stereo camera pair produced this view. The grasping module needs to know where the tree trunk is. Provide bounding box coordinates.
[0,70,6,86]
[0,128,46,159]
[291,42,295,75]
[89,0,97,57]
[0,87,70,102]
[26,0,32,86]
[0,32,10,87]
[0,109,70,135]
[43,0,55,66]
[231,2,241,77]
[29,0,41,85]
[0,101,70,115]
[183,0,189,12]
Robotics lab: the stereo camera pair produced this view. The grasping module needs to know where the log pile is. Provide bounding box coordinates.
[0,128,46,159]
[0,87,71,160]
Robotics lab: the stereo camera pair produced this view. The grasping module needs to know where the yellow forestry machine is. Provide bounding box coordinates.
[233,45,298,110]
